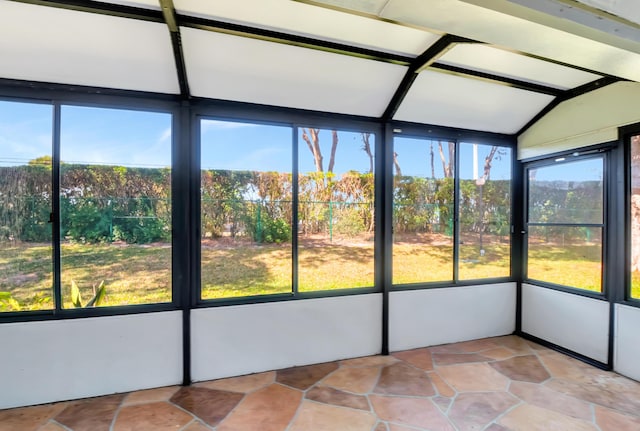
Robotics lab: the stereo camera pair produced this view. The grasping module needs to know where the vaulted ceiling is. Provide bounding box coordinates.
[1,0,639,136]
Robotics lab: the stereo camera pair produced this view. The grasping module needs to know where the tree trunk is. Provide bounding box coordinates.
[302,128,323,172]
[483,146,498,180]
[437,141,454,178]
[361,132,373,174]
[393,152,402,177]
[430,142,435,179]
[328,130,338,173]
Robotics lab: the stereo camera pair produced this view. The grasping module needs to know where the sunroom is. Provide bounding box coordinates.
[1,0,640,429]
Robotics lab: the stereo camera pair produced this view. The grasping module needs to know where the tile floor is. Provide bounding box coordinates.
[2,336,640,431]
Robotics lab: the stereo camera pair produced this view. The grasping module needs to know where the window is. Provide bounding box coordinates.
[60,106,172,307]
[630,134,640,300]
[459,143,511,280]
[392,137,512,285]
[393,138,454,284]
[526,157,604,292]
[298,128,375,291]
[200,120,293,299]
[0,101,53,312]
[199,121,377,300]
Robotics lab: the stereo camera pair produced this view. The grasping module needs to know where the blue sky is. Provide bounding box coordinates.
[1,101,510,181]
[529,157,603,182]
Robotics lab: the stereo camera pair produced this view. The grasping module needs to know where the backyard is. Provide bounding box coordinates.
[0,234,625,311]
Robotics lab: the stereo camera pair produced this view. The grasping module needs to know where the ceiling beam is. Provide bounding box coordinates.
[9,0,164,22]
[381,35,474,121]
[159,0,190,99]
[429,63,563,96]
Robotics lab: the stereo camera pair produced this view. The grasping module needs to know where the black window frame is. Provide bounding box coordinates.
[0,90,182,322]
[522,150,609,300]
[623,122,640,305]
[388,124,516,291]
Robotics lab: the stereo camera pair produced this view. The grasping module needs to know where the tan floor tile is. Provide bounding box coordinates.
[288,400,376,431]
[0,404,66,431]
[545,373,640,417]
[321,366,380,393]
[429,372,456,397]
[437,363,510,392]
[391,348,433,371]
[217,383,301,431]
[306,386,369,411]
[498,404,598,431]
[433,352,492,365]
[55,394,125,431]
[340,355,398,367]
[595,405,640,431]
[374,362,435,397]
[482,347,517,360]
[37,421,67,431]
[448,392,519,431]
[276,362,338,390]
[509,381,592,420]
[489,355,550,383]
[195,371,274,394]
[113,402,193,431]
[430,338,501,354]
[370,395,455,430]
[388,424,419,431]
[122,386,180,405]
[491,336,535,354]
[374,422,389,431]
[182,421,211,431]
[170,387,243,427]
[432,395,453,413]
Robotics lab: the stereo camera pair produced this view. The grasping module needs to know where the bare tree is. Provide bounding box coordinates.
[393,152,402,177]
[361,132,373,174]
[437,141,455,178]
[301,128,338,173]
[430,142,435,179]
[483,146,499,180]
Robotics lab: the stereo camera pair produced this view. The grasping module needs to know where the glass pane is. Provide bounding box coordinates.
[201,120,292,299]
[60,106,172,308]
[0,101,53,312]
[393,138,454,284]
[631,134,640,299]
[298,129,375,291]
[527,226,602,292]
[459,143,511,280]
[528,158,603,224]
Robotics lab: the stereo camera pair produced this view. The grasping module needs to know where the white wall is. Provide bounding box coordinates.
[614,304,640,381]
[522,284,609,362]
[191,294,382,382]
[389,283,516,352]
[518,81,640,160]
[0,311,182,410]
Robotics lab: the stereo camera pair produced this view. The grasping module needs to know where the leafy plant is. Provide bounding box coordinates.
[71,280,106,308]
[0,291,21,311]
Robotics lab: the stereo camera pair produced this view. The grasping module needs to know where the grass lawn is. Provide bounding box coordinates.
[1,237,633,311]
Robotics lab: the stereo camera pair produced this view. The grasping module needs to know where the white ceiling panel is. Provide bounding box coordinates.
[438,44,601,90]
[314,0,640,82]
[181,27,408,116]
[575,0,640,26]
[93,0,161,9]
[174,0,439,56]
[394,70,555,134]
[0,1,179,93]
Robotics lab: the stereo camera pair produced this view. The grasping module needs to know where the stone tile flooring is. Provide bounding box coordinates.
[2,336,640,430]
